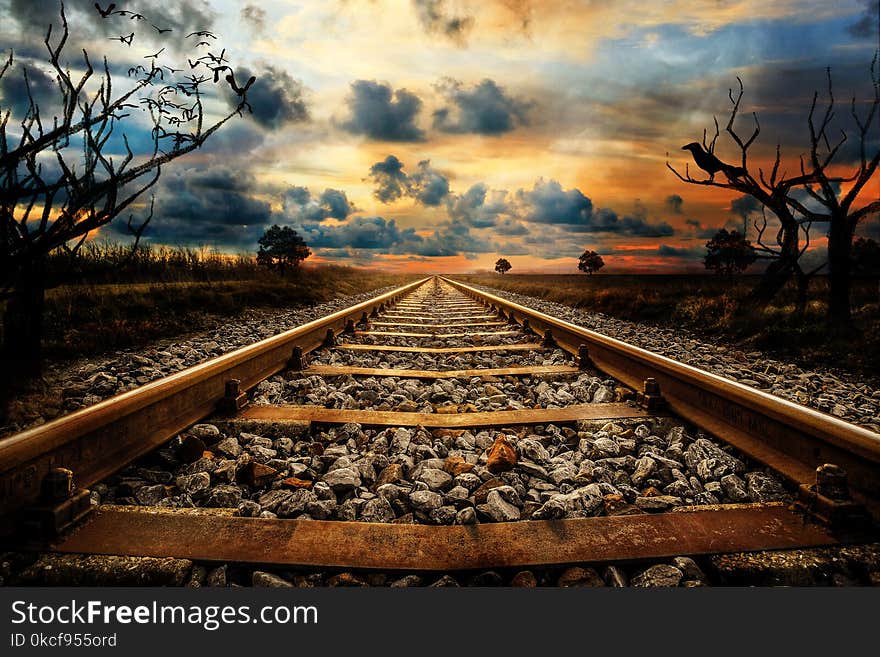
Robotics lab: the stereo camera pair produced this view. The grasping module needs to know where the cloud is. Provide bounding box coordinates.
[296,215,421,250]
[409,218,494,256]
[433,78,532,135]
[0,61,57,119]
[848,0,879,38]
[665,194,684,214]
[495,218,530,236]
[447,183,514,228]
[685,218,721,239]
[367,155,451,206]
[368,155,411,203]
[282,186,356,222]
[340,80,425,141]
[241,5,267,33]
[658,245,700,258]
[229,65,309,129]
[411,0,474,44]
[112,165,272,247]
[518,179,593,226]
[517,182,675,236]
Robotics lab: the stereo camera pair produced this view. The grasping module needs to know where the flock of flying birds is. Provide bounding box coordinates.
[94,2,256,106]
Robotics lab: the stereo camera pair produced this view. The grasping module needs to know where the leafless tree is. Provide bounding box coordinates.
[668,54,879,325]
[0,3,254,375]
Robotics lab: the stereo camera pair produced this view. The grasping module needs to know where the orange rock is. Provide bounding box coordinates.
[239,462,278,487]
[642,486,662,497]
[472,477,505,505]
[443,456,474,476]
[202,450,215,460]
[486,435,517,473]
[280,477,313,489]
[511,571,538,587]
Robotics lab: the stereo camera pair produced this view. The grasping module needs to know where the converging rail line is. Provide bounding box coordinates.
[1,276,878,583]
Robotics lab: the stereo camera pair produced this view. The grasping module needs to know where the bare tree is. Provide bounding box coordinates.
[668,54,879,324]
[0,4,254,375]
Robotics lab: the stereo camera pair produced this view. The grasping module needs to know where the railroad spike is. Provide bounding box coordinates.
[321,328,337,349]
[522,318,532,334]
[637,377,666,410]
[357,312,370,329]
[289,345,305,371]
[218,378,248,415]
[541,329,558,348]
[578,344,592,370]
[797,464,871,529]
[343,319,356,334]
[22,468,92,537]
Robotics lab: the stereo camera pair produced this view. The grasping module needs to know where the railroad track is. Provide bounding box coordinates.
[1,276,879,586]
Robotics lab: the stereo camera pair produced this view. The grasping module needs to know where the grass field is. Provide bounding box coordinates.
[3,261,417,360]
[456,273,880,378]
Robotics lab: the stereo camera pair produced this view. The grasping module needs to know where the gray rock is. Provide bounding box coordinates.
[135,484,167,505]
[236,500,261,517]
[417,467,453,491]
[322,467,361,492]
[189,424,221,440]
[483,487,521,521]
[206,565,227,587]
[390,575,423,587]
[206,485,242,508]
[277,489,317,517]
[745,472,788,502]
[361,496,396,523]
[409,490,443,512]
[175,472,211,495]
[631,564,683,587]
[671,556,706,582]
[252,571,293,588]
[215,437,242,458]
[455,507,477,524]
[720,474,750,502]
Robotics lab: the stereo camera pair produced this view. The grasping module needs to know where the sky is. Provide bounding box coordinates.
[1,0,878,273]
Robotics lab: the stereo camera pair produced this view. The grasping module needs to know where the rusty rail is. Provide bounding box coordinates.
[0,277,430,524]
[442,277,880,510]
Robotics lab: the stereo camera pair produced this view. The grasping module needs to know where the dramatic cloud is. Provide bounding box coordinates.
[657,245,701,258]
[447,183,514,228]
[0,62,57,119]
[241,5,267,33]
[282,187,356,222]
[367,156,450,206]
[229,66,309,130]
[341,80,425,141]
[684,218,721,239]
[411,0,474,44]
[433,79,531,135]
[115,166,272,247]
[296,216,421,250]
[730,194,761,225]
[410,219,494,256]
[368,155,411,203]
[665,194,684,214]
[518,179,593,226]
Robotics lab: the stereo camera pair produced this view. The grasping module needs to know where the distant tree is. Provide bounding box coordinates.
[704,228,757,276]
[257,226,311,275]
[578,250,605,275]
[495,258,511,274]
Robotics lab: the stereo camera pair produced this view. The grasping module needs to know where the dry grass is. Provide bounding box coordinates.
[457,273,880,377]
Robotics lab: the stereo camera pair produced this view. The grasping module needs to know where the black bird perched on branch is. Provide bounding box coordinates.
[681,142,746,179]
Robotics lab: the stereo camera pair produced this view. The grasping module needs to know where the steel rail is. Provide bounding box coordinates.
[442,277,880,508]
[0,277,431,521]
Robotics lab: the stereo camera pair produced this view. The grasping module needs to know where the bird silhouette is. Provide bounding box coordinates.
[94,3,116,18]
[109,32,134,46]
[681,143,746,179]
[225,72,256,96]
[186,30,217,39]
[144,47,166,60]
[152,24,172,34]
